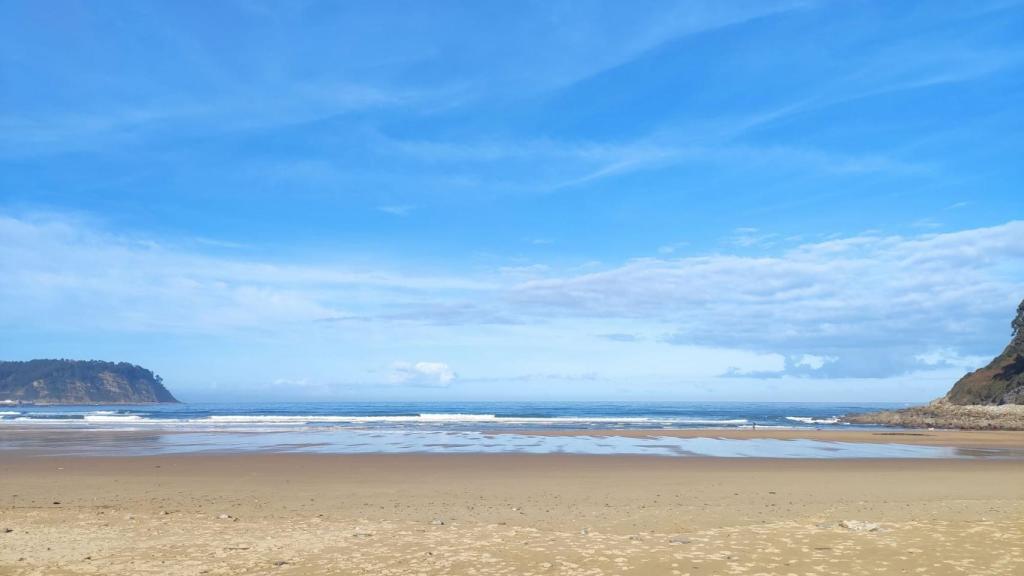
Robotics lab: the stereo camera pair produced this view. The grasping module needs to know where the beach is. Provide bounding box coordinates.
[7,2,1024,575]
[3,431,1024,575]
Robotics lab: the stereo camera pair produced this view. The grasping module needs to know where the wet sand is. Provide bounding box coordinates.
[2,448,1023,575]
[515,427,1024,448]
[5,427,1024,456]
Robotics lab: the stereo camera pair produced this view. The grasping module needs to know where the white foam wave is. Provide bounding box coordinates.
[12,417,79,424]
[785,416,841,425]
[84,414,144,422]
[206,415,362,423]
[0,411,21,416]
[201,414,748,425]
[1,412,750,428]
[672,419,749,425]
[409,413,498,421]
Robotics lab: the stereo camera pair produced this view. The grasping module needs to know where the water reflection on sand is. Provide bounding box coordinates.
[3,428,1023,459]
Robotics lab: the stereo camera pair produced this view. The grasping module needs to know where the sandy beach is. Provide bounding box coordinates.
[7,1,1024,574]
[3,431,1024,575]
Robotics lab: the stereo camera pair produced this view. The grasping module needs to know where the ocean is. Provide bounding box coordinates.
[11,400,1010,459]
[0,400,903,430]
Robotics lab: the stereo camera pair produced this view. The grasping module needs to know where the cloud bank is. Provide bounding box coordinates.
[2,213,1021,384]
[512,222,1024,359]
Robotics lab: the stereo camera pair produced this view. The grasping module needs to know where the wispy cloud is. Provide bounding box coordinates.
[0,213,492,333]
[597,333,644,343]
[835,47,1024,104]
[377,204,415,216]
[0,82,451,158]
[380,134,927,193]
[729,227,781,248]
[471,0,814,96]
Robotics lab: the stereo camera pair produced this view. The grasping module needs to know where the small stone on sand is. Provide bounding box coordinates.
[839,520,880,532]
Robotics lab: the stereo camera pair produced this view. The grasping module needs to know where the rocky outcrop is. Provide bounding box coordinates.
[0,359,178,404]
[843,399,1024,430]
[944,299,1024,405]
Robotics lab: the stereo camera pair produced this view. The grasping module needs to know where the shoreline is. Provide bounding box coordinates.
[5,425,1024,445]
[2,427,1023,461]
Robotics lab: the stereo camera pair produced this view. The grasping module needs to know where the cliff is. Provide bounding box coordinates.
[944,299,1024,405]
[844,299,1024,430]
[0,359,178,404]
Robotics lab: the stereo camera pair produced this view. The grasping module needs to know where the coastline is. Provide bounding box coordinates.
[2,452,1023,575]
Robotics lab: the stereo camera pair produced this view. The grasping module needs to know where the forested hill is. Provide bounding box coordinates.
[0,359,178,404]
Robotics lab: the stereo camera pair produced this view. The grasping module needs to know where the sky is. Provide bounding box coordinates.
[2,0,1023,402]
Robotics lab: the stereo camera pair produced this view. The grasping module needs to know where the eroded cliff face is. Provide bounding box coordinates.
[945,299,1024,405]
[0,360,178,404]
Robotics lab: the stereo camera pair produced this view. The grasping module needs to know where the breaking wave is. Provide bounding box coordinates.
[785,416,842,425]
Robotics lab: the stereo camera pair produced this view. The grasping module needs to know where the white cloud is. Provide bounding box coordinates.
[272,378,311,387]
[792,354,837,370]
[911,218,942,229]
[499,265,551,281]
[597,333,644,343]
[729,227,780,248]
[657,241,689,255]
[390,361,457,387]
[378,205,415,216]
[915,348,991,370]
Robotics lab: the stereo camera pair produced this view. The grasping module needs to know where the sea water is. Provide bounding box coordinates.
[0,401,893,430]
[2,401,1018,459]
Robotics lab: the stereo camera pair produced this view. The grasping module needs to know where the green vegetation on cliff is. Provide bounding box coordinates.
[0,359,178,404]
[944,299,1024,405]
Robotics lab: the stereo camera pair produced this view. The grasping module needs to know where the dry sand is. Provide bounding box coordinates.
[2,436,1024,575]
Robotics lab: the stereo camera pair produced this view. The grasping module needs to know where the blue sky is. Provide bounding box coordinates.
[2,0,1023,402]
